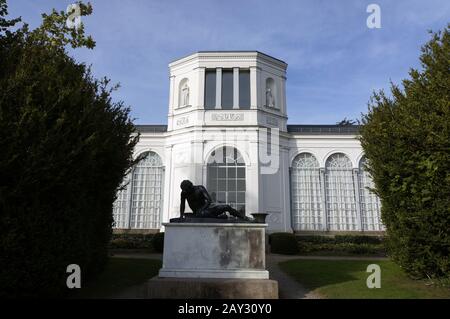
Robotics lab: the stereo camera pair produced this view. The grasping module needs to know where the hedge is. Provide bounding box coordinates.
[109,234,154,250]
[0,2,137,297]
[359,26,450,278]
[269,233,299,255]
[151,232,165,253]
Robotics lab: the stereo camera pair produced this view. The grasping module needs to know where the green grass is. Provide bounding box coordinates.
[279,259,450,299]
[70,258,161,298]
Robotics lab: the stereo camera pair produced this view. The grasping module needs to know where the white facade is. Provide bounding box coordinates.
[113,51,384,233]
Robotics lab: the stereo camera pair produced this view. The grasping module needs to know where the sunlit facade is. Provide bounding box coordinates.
[112,51,384,233]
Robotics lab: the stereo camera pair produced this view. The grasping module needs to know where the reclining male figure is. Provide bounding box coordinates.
[179,180,250,221]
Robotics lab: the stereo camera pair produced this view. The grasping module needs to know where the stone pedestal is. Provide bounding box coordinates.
[147,277,278,299]
[148,222,278,299]
[159,222,269,279]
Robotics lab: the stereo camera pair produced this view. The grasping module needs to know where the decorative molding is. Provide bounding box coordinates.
[211,113,244,121]
[266,116,279,126]
[176,116,189,126]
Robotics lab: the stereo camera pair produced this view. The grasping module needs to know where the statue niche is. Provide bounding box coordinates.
[265,78,276,108]
[178,78,190,107]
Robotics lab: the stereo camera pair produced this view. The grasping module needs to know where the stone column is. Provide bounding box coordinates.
[215,67,222,109]
[320,168,328,231]
[280,76,287,114]
[250,66,260,109]
[197,67,205,110]
[168,75,176,114]
[353,168,363,231]
[233,67,239,109]
[162,144,174,225]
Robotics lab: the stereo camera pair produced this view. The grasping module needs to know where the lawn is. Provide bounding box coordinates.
[70,258,162,298]
[279,259,450,299]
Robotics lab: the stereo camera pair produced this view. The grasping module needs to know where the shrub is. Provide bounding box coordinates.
[0,2,137,297]
[269,233,299,255]
[296,235,335,244]
[359,26,450,279]
[334,235,383,245]
[109,234,154,250]
[296,235,386,255]
[151,232,165,253]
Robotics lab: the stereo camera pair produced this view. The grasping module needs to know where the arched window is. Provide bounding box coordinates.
[178,78,189,107]
[358,157,384,231]
[207,147,246,212]
[113,151,164,229]
[265,78,276,108]
[325,153,358,230]
[291,153,323,230]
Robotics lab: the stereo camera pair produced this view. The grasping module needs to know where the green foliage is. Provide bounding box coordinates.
[334,235,383,245]
[280,260,450,298]
[269,232,299,255]
[296,235,385,256]
[359,25,450,279]
[151,232,165,253]
[109,234,155,250]
[0,0,137,297]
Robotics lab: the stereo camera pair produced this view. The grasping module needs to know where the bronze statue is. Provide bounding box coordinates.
[179,180,250,221]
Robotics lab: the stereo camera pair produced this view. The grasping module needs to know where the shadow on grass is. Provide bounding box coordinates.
[69,258,161,299]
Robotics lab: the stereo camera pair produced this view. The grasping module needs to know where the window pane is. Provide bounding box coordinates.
[228,192,236,204]
[237,179,245,191]
[228,179,236,191]
[221,69,233,109]
[206,147,246,213]
[205,70,216,109]
[227,167,236,178]
[115,151,164,230]
[217,192,226,203]
[239,70,250,109]
[237,192,245,203]
[218,167,226,178]
[218,179,226,191]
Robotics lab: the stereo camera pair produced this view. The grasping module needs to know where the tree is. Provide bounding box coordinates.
[359,25,450,280]
[0,0,138,297]
[336,117,358,126]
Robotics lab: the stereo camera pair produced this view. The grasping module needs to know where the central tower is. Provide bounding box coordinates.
[163,51,291,233]
[167,51,288,131]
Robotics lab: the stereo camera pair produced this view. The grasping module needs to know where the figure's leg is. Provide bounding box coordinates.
[202,206,228,218]
[223,205,251,221]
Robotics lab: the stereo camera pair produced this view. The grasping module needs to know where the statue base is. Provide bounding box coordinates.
[146,277,278,299]
[159,222,269,279]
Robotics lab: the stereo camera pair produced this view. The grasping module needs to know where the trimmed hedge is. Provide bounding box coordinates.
[151,232,165,253]
[295,235,386,256]
[0,3,137,297]
[269,233,299,255]
[109,234,154,250]
[297,242,386,256]
[359,26,450,278]
[296,235,383,245]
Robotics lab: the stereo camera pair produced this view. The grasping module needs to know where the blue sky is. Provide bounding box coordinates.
[7,0,450,124]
